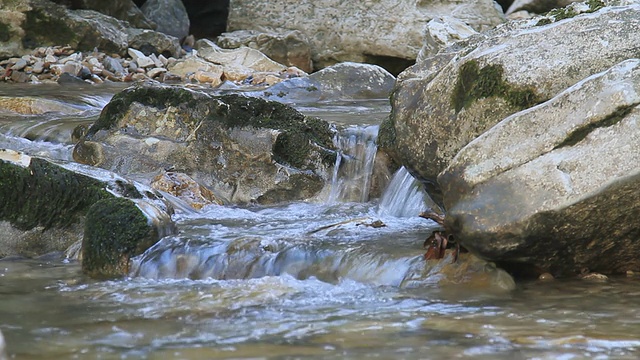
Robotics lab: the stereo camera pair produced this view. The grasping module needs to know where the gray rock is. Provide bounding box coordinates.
[227,0,505,70]
[141,0,190,40]
[379,3,640,203]
[217,30,314,73]
[126,28,182,58]
[14,0,130,56]
[73,82,337,205]
[0,149,175,278]
[50,0,156,29]
[244,77,323,104]
[242,62,396,103]
[103,55,126,76]
[439,59,640,277]
[309,62,396,100]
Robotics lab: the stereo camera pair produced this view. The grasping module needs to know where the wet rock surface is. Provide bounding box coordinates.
[73,82,337,204]
[439,59,640,277]
[0,149,175,277]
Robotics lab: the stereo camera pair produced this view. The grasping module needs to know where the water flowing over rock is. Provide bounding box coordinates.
[227,0,506,71]
[73,82,337,205]
[0,329,5,360]
[379,2,640,202]
[325,125,379,204]
[378,167,440,218]
[439,59,640,277]
[0,149,175,278]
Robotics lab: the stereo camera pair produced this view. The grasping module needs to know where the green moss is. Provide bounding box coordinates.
[88,85,202,136]
[452,60,541,113]
[547,7,578,20]
[82,197,154,279]
[0,158,110,231]
[210,94,335,169]
[538,0,604,26]
[90,84,336,170]
[586,0,605,12]
[553,105,634,149]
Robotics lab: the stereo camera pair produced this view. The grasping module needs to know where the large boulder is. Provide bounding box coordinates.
[1,0,129,57]
[226,0,505,70]
[0,0,182,59]
[379,2,640,203]
[0,149,175,278]
[50,0,156,29]
[439,59,640,277]
[73,82,337,204]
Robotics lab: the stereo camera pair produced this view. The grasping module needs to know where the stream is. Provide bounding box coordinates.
[1,84,640,359]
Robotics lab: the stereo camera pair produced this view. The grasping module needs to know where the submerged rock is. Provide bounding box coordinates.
[0,149,175,278]
[73,82,336,204]
[439,59,640,277]
[0,96,82,115]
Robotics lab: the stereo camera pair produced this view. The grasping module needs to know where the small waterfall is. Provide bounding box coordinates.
[326,125,379,203]
[378,166,431,218]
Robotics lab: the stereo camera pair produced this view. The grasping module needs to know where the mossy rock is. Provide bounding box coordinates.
[0,157,110,231]
[86,83,336,170]
[82,197,157,279]
[452,60,541,113]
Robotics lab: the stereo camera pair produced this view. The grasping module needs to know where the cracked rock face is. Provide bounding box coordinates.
[440,59,640,277]
[379,4,640,203]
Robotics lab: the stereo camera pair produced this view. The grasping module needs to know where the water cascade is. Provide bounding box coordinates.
[378,166,432,217]
[325,124,379,203]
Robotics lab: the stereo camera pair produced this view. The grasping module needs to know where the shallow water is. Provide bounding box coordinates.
[1,84,640,359]
[3,256,640,359]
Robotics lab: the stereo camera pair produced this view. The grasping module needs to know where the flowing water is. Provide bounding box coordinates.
[1,84,640,359]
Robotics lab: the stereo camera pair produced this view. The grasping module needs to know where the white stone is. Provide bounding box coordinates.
[147,67,168,78]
